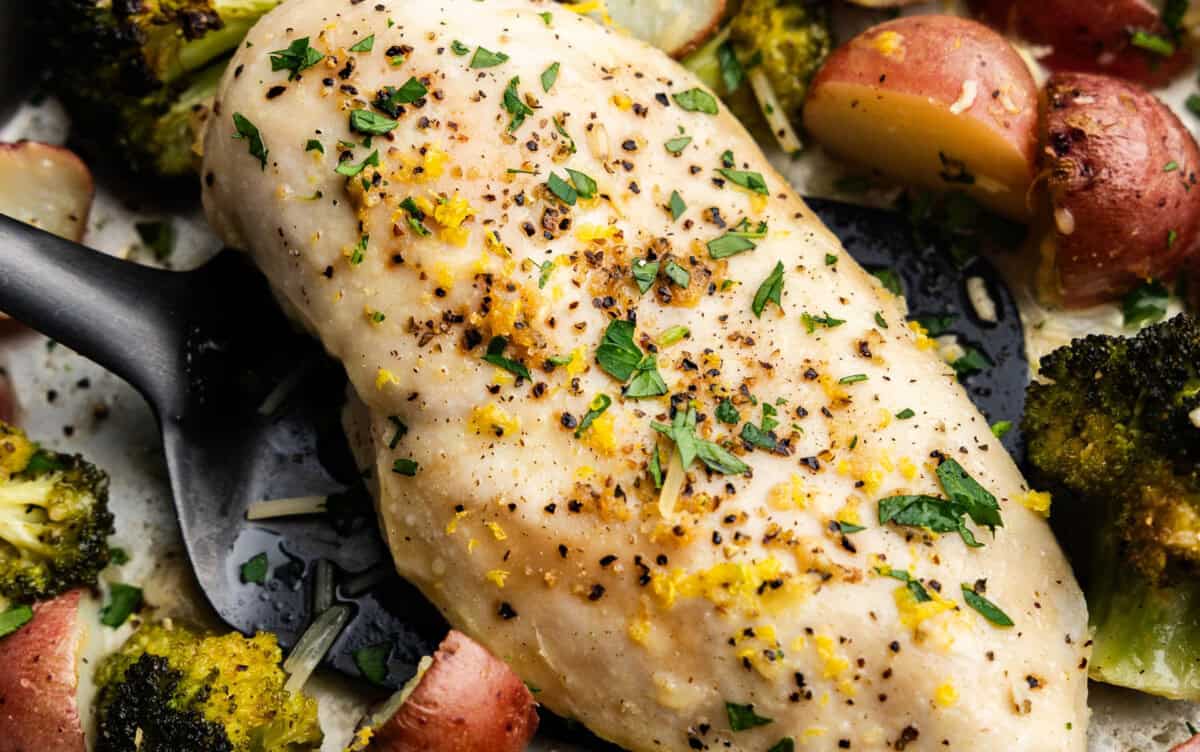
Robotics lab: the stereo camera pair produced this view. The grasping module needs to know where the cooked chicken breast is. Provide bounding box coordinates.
[201,1,1089,749]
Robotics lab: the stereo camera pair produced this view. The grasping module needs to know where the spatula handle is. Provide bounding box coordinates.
[0,214,189,415]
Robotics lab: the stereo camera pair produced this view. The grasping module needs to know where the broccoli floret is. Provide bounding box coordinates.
[682,0,831,152]
[0,422,113,603]
[1023,314,1200,698]
[95,622,323,752]
[730,0,831,124]
[39,0,283,177]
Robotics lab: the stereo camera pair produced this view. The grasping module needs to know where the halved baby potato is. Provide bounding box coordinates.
[0,141,94,242]
[364,630,538,752]
[803,15,1039,220]
[1036,72,1200,307]
[970,0,1193,88]
[574,0,726,59]
[0,590,86,752]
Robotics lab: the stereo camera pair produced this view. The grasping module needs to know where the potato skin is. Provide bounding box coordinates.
[803,15,1039,219]
[369,630,538,752]
[1172,734,1200,751]
[0,590,85,752]
[1040,72,1200,307]
[970,0,1192,87]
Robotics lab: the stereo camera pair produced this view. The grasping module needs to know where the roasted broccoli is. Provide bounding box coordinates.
[0,422,113,603]
[1023,314,1200,698]
[682,0,832,152]
[39,0,283,177]
[95,621,323,752]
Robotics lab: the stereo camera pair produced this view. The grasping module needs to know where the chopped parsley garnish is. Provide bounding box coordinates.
[895,408,915,420]
[566,168,597,199]
[936,457,1003,532]
[135,221,175,261]
[725,701,773,731]
[0,604,33,638]
[663,260,690,288]
[575,394,612,438]
[767,739,795,752]
[1130,29,1175,56]
[595,320,666,398]
[349,34,375,53]
[668,190,687,221]
[653,407,749,476]
[871,268,903,297]
[471,46,510,68]
[648,445,664,489]
[838,374,868,385]
[546,172,578,205]
[392,458,419,476]
[100,583,143,628]
[541,62,560,92]
[482,336,531,381]
[717,168,768,195]
[707,233,756,259]
[350,109,398,135]
[387,416,408,448]
[269,37,324,80]
[547,353,574,367]
[874,311,888,329]
[878,458,1001,548]
[109,547,130,565]
[354,643,391,684]
[657,325,689,347]
[1122,279,1169,328]
[835,521,866,534]
[632,258,659,294]
[752,261,784,318]
[715,399,740,425]
[305,139,324,153]
[962,583,1014,627]
[502,77,534,131]
[825,253,838,266]
[800,311,845,333]
[232,113,268,169]
[349,234,368,265]
[335,149,379,177]
[990,420,1013,439]
[539,11,553,24]
[739,402,777,451]
[664,135,692,154]
[399,197,431,236]
[451,40,470,55]
[951,347,991,377]
[880,568,932,602]
[915,313,956,337]
[538,260,555,288]
[717,41,745,93]
[673,88,719,114]
[240,552,269,584]
[552,116,577,154]
[375,78,427,115]
[730,218,768,238]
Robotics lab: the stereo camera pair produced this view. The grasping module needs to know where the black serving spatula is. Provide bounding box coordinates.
[0,199,1027,713]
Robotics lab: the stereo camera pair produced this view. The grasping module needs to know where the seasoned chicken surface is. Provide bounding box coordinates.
[201,1,1089,749]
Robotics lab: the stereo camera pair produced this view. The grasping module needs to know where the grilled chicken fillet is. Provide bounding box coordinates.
[202,1,1089,749]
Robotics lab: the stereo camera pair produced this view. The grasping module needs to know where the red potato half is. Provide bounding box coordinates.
[1173,734,1200,751]
[0,590,86,752]
[970,0,1192,88]
[1037,72,1200,307]
[366,630,538,752]
[803,15,1040,220]
[0,142,94,243]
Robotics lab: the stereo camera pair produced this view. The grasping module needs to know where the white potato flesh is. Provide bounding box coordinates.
[0,142,93,242]
[586,0,726,58]
[202,1,1089,750]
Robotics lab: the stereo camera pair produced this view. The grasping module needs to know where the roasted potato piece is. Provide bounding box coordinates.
[970,0,1192,87]
[1173,734,1200,751]
[0,141,93,242]
[576,0,726,59]
[366,630,538,752]
[1037,72,1200,307]
[0,590,86,752]
[803,15,1039,220]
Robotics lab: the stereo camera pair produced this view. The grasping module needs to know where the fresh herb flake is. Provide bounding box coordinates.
[663,260,690,288]
[717,168,768,195]
[546,172,578,205]
[335,149,379,177]
[707,233,756,259]
[632,258,659,295]
[100,583,143,628]
[668,190,687,221]
[349,35,375,52]
[354,643,391,684]
[502,77,534,131]
[672,88,718,114]
[350,109,398,135]
[482,336,532,381]
[575,394,613,438]
[269,37,324,80]
[471,46,510,68]
[752,261,784,318]
[240,552,269,584]
[392,458,419,476]
[962,584,1014,627]
[566,168,597,199]
[1122,280,1169,328]
[726,702,773,732]
[232,113,268,169]
[665,136,692,154]
[541,62,560,92]
[895,408,915,420]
